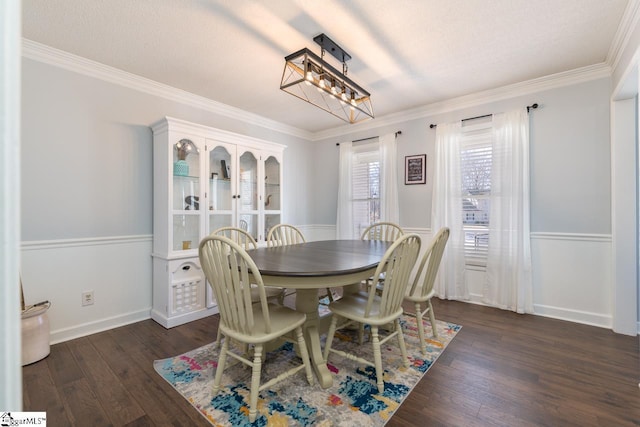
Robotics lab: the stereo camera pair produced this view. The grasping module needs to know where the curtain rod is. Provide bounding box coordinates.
[336,131,402,146]
[428,103,538,129]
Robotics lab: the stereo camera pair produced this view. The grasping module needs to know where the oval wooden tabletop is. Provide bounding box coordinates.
[246,239,391,277]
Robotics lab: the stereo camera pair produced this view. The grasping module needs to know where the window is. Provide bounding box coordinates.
[351,143,380,238]
[460,123,492,264]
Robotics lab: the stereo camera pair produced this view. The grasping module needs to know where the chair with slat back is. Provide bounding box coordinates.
[199,235,314,423]
[266,223,306,247]
[211,227,286,348]
[266,224,336,304]
[360,222,404,242]
[323,233,421,394]
[213,226,258,250]
[403,227,449,354]
[360,222,405,293]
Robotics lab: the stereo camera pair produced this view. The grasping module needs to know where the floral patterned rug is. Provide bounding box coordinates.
[154,316,461,426]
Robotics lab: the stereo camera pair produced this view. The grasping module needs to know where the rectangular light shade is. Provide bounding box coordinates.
[280,48,374,124]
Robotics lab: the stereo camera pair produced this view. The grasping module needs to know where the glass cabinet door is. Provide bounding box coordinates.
[208,144,234,234]
[264,155,281,238]
[238,149,258,241]
[172,138,200,252]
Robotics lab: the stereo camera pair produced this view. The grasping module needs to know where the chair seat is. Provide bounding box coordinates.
[328,291,403,326]
[404,287,436,303]
[250,285,284,302]
[220,303,306,344]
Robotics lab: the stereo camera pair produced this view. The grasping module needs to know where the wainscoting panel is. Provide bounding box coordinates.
[20,229,615,344]
[530,232,613,328]
[21,235,153,344]
[306,225,614,329]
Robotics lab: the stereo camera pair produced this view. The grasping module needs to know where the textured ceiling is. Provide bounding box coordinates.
[22,0,629,133]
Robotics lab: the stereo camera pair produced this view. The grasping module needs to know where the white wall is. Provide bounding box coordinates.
[20,43,636,340]
[1,0,23,411]
[309,77,619,330]
[21,53,314,341]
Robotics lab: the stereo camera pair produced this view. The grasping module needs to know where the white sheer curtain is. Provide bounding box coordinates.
[484,108,533,313]
[431,122,467,299]
[336,141,354,239]
[379,133,399,224]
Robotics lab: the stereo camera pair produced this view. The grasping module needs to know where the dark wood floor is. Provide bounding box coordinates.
[23,299,639,426]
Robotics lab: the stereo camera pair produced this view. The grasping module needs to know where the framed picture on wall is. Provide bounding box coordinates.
[405,154,426,185]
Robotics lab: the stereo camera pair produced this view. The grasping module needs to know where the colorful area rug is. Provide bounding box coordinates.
[154,316,460,426]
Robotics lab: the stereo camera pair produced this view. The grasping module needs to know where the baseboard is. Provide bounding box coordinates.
[50,308,152,344]
[532,303,612,329]
[150,306,219,329]
[461,295,613,330]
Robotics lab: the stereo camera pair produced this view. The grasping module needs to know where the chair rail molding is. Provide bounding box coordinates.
[21,234,153,344]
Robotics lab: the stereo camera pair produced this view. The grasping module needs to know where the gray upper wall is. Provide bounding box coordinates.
[21,58,314,241]
[311,77,612,235]
[22,57,611,240]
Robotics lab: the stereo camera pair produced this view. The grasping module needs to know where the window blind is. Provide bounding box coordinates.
[351,149,380,238]
[460,125,492,263]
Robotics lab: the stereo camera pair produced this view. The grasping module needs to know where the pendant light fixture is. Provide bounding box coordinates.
[280,33,374,124]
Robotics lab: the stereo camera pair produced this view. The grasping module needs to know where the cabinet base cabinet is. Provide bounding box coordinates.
[152,117,283,327]
[152,256,218,328]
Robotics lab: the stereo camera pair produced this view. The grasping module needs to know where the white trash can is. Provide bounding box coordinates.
[21,303,51,366]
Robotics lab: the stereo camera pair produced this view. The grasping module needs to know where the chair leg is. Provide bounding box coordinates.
[395,318,409,368]
[427,300,438,339]
[248,344,263,423]
[326,288,334,302]
[213,338,229,394]
[214,327,223,349]
[371,326,384,394]
[414,302,426,355]
[358,323,365,345]
[295,326,314,385]
[323,315,339,362]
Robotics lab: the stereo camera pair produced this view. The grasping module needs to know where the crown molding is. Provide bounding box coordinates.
[311,62,612,141]
[22,38,613,143]
[21,39,313,140]
[606,0,640,71]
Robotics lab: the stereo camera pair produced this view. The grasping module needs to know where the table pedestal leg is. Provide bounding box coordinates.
[295,288,333,389]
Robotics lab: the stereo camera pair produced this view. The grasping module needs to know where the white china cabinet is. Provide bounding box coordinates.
[151,117,285,327]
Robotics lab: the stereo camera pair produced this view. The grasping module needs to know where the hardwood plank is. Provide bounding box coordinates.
[59,378,112,426]
[66,337,145,425]
[22,352,70,426]
[21,299,639,426]
[44,341,84,386]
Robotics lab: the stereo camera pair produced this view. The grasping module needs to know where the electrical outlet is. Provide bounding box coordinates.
[82,290,94,306]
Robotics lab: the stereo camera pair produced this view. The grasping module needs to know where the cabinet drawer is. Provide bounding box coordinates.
[169,260,205,316]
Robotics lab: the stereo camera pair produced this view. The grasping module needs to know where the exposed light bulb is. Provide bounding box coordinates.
[305,62,313,85]
[319,75,326,88]
[341,86,348,102]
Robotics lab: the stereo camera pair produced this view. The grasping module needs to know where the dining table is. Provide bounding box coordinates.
[246,239,392,389]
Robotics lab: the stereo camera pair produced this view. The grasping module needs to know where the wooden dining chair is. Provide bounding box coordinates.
[212,226,258,250]
[211,227,286,347]
[360,221,404,242]
[360,222,405,292]
[266,223,306,247]
[266,224,335,303]
[199,235,314,423]
[403,227,449,354]
[323,233,421,394]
